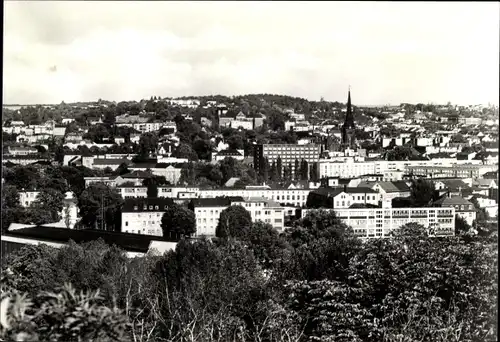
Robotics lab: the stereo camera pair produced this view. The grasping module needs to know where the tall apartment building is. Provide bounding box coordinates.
[301,207,455,238]
[253,143,321,176]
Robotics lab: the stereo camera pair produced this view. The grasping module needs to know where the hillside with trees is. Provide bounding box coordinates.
[1,210,497,342]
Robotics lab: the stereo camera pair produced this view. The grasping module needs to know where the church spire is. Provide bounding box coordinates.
[341,87,356,147]
[343,87,355,130]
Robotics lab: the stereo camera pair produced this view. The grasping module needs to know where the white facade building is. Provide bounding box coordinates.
[301,207,456,238]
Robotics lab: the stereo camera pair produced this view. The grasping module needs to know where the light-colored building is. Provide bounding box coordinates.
[357,181,411,203]
[190,197,285,237]
[7,146,38,156]
[407,164,498,179]
[434,196,477,226]
[117,185,148,199]
[211,149,245,162]
[197,187,311,207]
[19,190,40,207]
[301,207,456,238]
[121,198,172,236]
[306,187,380,209]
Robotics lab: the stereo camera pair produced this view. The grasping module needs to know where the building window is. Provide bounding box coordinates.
[125,221,128,226]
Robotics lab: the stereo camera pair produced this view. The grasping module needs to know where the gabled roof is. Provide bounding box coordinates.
[224,177,240,187]
[217,149,242,156]
[473,179,496,187]
[93,158,131,165]
[122,198,175,212]
[376,181,411,193]
[311,187,377,197]
[434,195,473,207]
[121,170,153,179]
[191,198,233,207]
[435,179,469,190]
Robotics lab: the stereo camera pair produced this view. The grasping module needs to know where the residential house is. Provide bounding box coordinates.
[358,181,411,203]
[117,185,148,199]
[7,146,38,156]
[65,133,84,143]
[434,195,477,226]
[211,149,245,162]
[306,187,380,209]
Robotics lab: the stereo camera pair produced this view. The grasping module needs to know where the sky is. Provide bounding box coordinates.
[3,1,499,106]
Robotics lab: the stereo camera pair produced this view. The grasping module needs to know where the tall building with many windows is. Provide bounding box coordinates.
[301,207,456,238]
[253,143,321,177]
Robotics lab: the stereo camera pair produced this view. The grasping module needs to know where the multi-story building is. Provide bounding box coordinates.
[190,198,233,237]
[190,197,285,237]
[121,198,174,236]
[196,187,312,207]
[306,187,380,209]
[6,146,38,156]
[407,164,498,179]
[117,185,148,199]
[434,195,477,226]
[357,181,411,203]
[319,159,496,180]
[253,143,321,177]
[18,191,79,228]
[211,149,245,162]
[19,190,40,207]
[301,207,456,238]
[231,197,285,231]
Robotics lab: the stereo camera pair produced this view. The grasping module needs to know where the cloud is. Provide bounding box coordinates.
[3,1,499,105]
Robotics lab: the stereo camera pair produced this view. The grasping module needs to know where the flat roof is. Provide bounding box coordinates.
[3,226,178,253]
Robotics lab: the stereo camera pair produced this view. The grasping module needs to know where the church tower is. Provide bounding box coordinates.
[341,88,356,149]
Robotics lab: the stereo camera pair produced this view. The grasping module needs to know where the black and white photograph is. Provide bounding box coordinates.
[1,1,498,341]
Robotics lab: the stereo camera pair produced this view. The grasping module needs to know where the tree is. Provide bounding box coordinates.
[138,132,158,155]
[294,159,300,181]
[276,157,283,181]
[455,215,472,235]
[283,165,292,182]
[215,205,252,239]
[78,184,124,231]
[161,204,196,239]
[300,160,309,181]
[192,139,212,160]
[1,185,20,209]
[410,179,435,207]
[270,161,277,182]
[173,143,199,161]
[115,163,130,176]
[243,221,290,269]
[31,188,65,223]
[310,162,319,182]
[143,177,159,198]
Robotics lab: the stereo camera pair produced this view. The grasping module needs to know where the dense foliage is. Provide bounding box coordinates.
[1,210,497,342]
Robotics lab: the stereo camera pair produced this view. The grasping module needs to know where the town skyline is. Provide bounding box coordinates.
[4,1,499,106]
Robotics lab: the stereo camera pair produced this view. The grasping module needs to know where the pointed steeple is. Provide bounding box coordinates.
[341,87,356,147]
[344,87,355,130]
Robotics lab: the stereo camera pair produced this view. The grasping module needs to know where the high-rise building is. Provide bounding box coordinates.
[253,143,321,177]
